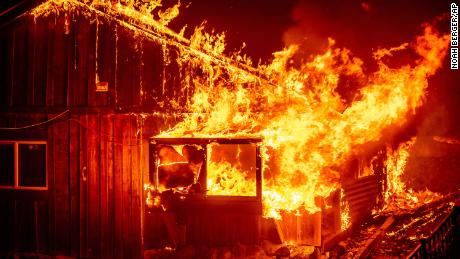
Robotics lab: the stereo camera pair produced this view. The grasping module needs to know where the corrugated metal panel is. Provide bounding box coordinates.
[342,175,379,224]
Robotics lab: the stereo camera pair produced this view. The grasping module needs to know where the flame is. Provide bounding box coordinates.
[207,161,256,196]
[162,24,449,218]
[340,189,351,231]
[381,138,441,214]
[206,143,257,196]
[433,136,460,145]
[29,1,450,219]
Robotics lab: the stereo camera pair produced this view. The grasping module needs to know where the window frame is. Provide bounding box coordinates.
[0,140,48,190]
[150,137,263,200]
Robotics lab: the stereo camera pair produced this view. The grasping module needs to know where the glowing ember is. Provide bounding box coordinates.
[341,189,351,231]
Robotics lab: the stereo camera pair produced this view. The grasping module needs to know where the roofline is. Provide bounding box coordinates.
[0,0,46,28]
[12,0,267,84]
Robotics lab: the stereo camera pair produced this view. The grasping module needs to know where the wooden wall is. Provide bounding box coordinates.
[0,4,192,258]
[0,113,172,258]
[0,8,189,112]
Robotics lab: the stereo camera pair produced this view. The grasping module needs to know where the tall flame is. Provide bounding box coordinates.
[381,138,441,214]
[162,24,449,218]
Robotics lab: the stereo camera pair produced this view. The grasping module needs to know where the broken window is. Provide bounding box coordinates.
[156,144,205,191]
[207,143,257,196]
[149,138,262,198]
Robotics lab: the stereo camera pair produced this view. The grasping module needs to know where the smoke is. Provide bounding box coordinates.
[282,0,449,62]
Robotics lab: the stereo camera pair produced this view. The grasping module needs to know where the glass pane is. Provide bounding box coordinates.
[19,143,46,187]
[207,143,257,196]
[0,143,14,186]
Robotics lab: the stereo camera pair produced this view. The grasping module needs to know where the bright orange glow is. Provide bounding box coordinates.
[30,1,450,221]
[433,136,460,145]
[161,24,449,218]
[340,189,351,231]
[381,138,441,214]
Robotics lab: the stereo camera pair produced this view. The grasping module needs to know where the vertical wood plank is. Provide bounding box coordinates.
[33,17,49,107]
[0,28,11,108]
[116,28,134,108]
[15,200,34,252]
[122,115,133,259]
[66,12,77,107]
[113,115,125,259]
[95,19,114,107]
[131,39,141,107]
[46,15,68,106]
[87,114,101,256]
[100,114,114,257]
[12,23,28,106]
[72,15,89,106]
[0,200,14,251]
[140,121,150,252]
[130,115,142,259]
[87,19,97,107]
[36,200,49,254]
[53,112,70,254]
[26,20,36,106]
[47,114,56,254]
[79,115,88,257]
[69,114,80,256]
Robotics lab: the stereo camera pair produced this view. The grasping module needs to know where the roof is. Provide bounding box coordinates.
[0,0,264,83]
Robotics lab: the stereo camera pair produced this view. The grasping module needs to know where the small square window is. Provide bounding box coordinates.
[0,143,14,186]
[18,143,47,187]
[0,141,47,190]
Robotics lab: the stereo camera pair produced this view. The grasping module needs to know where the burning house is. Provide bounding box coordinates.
[0,0,459,258]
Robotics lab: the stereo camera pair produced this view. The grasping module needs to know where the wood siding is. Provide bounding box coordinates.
[0,10,188,112]
[0,6,189,258]
[0,113,169,258]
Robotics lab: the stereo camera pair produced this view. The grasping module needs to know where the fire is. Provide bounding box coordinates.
[30,1,450,219]
[162,24,449,218]
[341,189,351,231]
[381,138,441,214]
[207,161,256,196]
[433,136,460,145]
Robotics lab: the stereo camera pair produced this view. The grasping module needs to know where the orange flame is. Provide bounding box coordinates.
[161,24,449,218]
[381,138,441,214]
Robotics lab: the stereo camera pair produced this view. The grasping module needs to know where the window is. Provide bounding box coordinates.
[150,138,262,199]
[207,143,257,196]
[0,143,14,186]
[0,141,47,190]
